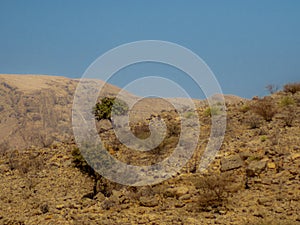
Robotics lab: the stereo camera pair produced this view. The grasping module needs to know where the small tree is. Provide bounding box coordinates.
[93,97,129,121]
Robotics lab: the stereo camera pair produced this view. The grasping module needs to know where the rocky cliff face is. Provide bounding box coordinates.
[0,75,75,149]
[0,74,128,150]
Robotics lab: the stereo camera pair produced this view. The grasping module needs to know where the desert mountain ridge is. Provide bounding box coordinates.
[0,74,246,150]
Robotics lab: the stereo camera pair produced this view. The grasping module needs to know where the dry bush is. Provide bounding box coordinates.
[282,108,296,127]
[39,132,54,148]
[283,82,300,94]
[246,115,261,129]
[195,173,234,207]
[251,97,277,121]
[279,96,297,127]
[0,140,9,156]
[245,219,298,225]
[7,150,44,174]
[6,150,45,190]
[7,150,20,170]
[131,122,150,139]
[72,146,122,198]
[265,84,279,94]
[71,147,95,176]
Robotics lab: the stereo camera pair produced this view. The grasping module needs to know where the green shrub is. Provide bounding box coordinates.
[239,104,250,113]
[283,82,300,94]
[93,97,128,121]
[184,110,196,119]
[279,96,295,107]
[260,135,267,142]
[204,106,221,117]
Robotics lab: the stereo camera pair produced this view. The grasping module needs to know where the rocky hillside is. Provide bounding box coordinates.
[0,75,299,224]
[0,74,193,150]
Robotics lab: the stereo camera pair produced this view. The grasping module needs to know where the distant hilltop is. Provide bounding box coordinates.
[0,74,246,150]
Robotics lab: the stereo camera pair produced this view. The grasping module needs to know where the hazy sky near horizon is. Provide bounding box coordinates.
[0,0,299,99]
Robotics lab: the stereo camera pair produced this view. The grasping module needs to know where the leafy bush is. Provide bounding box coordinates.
[252,97,277,121]
[283,82,300,94]
[93,97,129,121]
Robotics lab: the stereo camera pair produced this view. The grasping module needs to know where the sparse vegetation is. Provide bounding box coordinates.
[184,110,196,119]
[282,108,296,127]
[278,95,297,127]
[131,122,151,139]
[283,82,300,94]
[265,84,279,94]
[251,97,277,121]
[246,115,261,129]
[279,96,295,107]
[239,104,250,113]
[0,140,9,156]
[204,106,221,117]
[71,146,118,197]
[7,150,44,174]
[245,219,299,225]
[71,147,95,176]
[93,97,129,121]
[195,173,234,208]
[260,135,267,142]
[1,76,300,224]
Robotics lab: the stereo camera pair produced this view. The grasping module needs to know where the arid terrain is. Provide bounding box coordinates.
[0,74,299,225]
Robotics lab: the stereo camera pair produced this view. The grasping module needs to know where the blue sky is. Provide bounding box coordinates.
[0,0,299,99]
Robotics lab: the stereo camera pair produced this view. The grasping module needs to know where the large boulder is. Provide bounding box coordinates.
[246,160,267,177]
[139,196,159,207]
[221,154,244,171]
